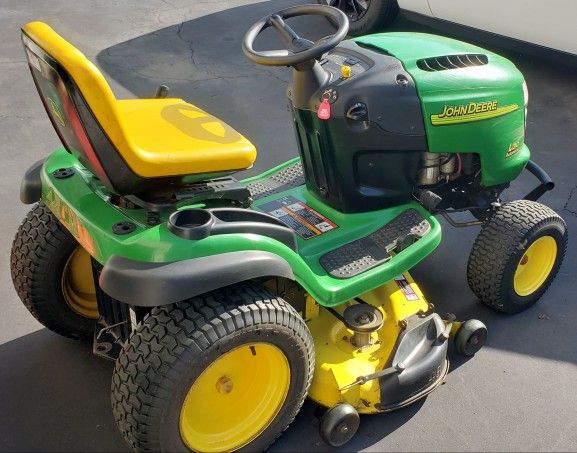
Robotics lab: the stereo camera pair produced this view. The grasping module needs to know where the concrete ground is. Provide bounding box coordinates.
[1,0,576,451]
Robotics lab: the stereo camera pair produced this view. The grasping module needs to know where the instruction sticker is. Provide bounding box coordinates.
[394,275,420,301]
[259,196,338,239]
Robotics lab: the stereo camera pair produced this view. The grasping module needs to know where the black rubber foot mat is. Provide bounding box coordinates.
[320,209,431,279]
[248,162,305,200]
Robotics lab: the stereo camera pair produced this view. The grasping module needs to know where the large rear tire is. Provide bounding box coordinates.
[10,202,98,338]
[318,0,399,36]
[467,200,567,313]
[111,283,314,452]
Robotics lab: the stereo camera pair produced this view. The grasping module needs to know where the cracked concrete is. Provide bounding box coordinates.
[563,185,577,216]
[1,1,577,452]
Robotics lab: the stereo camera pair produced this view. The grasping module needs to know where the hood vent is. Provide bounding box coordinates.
[417,54,488,71]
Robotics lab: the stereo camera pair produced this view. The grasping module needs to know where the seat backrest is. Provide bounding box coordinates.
[21,22,145,194]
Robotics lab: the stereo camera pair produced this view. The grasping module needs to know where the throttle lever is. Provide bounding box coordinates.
[346,102,368,121]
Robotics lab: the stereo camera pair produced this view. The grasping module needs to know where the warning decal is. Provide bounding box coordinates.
[259,196,338,239]
[394,275,420,301]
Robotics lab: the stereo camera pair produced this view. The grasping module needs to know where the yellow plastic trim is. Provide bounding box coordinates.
[179,343,290,452]
[61,246,98,319]
[513,235,557,296]
[22,22,257,178]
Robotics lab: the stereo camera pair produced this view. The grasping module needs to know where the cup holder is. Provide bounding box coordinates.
[168,209,214,240]
[166,207,298,250]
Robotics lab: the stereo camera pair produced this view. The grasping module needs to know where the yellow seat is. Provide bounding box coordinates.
[115,98,256,177]
[21,21,257,182]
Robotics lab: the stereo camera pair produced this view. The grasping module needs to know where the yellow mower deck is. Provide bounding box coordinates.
[306,272,445,414]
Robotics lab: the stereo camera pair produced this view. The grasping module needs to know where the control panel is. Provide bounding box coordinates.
[320,51,371,85]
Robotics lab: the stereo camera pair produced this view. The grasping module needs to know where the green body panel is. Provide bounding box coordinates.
[355,33,529,186]
[41,148,441,307]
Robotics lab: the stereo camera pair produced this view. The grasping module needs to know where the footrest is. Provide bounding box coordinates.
[247,162,305,200]
[320,209,431,279]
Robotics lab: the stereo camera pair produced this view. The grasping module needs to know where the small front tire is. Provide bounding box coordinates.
[467,200,567,313]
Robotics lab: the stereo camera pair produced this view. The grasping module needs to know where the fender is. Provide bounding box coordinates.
[99,251,295,307]
[20,158,45,204]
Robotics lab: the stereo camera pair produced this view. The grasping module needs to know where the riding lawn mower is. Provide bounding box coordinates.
[10,4,567,451]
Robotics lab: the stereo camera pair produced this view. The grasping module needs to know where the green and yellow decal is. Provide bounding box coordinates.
[506,139,522,158]
[431,101,519,126]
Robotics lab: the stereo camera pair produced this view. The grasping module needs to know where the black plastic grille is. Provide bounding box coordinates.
[417,54,488,72]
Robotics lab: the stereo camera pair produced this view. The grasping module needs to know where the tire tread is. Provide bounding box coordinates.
[111,283,314,452]
[467,200,567,313]
[10,202,91,338]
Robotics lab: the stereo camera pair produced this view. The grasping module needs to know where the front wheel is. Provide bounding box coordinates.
[111,284,314,452]
[318,0,399,36]
[467,200,567,313]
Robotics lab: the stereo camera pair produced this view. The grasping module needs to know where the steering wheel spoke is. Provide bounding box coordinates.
[268,14,301,46]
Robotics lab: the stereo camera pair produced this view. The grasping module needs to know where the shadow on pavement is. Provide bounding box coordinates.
[0,330,126,452]
[0,328,426,451]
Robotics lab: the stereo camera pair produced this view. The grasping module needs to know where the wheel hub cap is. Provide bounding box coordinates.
[513,235,557,296]
[61,247,98,319]
[179,343,290,452]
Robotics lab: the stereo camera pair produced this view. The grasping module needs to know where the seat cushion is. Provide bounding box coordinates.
[115,98,257,178]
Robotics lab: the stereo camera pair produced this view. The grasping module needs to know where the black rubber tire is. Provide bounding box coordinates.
[10,202,95,339]
[320,403,360,447]
[454,319,487,356]
[111,283,315,452]
[467,200,567,314]
[318,0,399,36]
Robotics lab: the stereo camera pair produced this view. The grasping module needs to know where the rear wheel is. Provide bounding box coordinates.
[111,283,314,452]
[10,202,98,338]
[318,0,399,36]
[467,200,567,313]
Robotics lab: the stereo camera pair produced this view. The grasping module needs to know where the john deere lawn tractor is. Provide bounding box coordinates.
[10,4,567,451]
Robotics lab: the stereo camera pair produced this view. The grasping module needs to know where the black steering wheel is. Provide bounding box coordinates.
[242,4,349,67]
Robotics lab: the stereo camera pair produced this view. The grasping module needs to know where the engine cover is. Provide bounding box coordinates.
[355,33,529,187]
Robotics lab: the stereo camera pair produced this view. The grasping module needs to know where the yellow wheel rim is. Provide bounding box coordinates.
[61,247,98,319]
[179,343,290,452]
[513,235,557,296]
